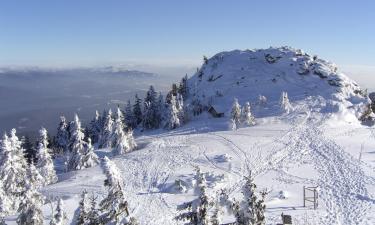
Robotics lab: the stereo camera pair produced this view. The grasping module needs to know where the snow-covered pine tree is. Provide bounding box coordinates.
[36,127,57,185]
[241,102,255,126]
[165,95,180,130]
[86,195,101,225]
[0,130,28,212]
[124,100,137,129]
[230,98,242,130]
[156,92,166,126]
[112,107,135,155]
[88,110,102,144]
[231,172,267,225]
[176,93,185,124]
[178,74,189,98]
[176,167,210,225]
[99,109,114,149]
[67,114,86,171]
[16,179,44,225]
[127,128,137,151]
[55,116,70,154]
[133,94,143,126]
[28,163,44,190]
[0,179,11,219]
[50,198,67,225]
[77,190,90,225]
[142,85,159,129]
[22,135,35,164]
[81,138,99,168]
[210,203,222,225]
[100,157,134,224]
[280,91,292,113]
[258,95,267,106]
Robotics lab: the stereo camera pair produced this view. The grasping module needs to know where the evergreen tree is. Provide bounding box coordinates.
[0,130,28,212]
[165,95,180,130]
[81,138,99,168]
[55,116,70,154]
[241,102,255,126]
[113,108,131,155]
[67,114,87,171]
[156,92,166,127]
[258,95,267,106]
[28,163,44,190]
[176,93,185,124]
[142,86,159,129]
[0,178,11,219]
[124,100,137,129]
[99,109,114,149]
[230,98,242,130]
[50,198,67,225]
[77,190,90,225]
[178,74,189,98]
[176,167,210,225]
[88,110,102,144]
[86,195,101,225]
[17,180,44,225]
[22,135,36,164]
[36,127,57,185]
[280,91,292,113]
[232,172,268,225]
[100,157,134,224]
[133,94,143,126]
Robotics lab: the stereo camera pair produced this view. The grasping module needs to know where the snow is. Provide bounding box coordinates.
[3,47,375,224]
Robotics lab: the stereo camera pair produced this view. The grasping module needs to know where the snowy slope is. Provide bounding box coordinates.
[4,47,375,225]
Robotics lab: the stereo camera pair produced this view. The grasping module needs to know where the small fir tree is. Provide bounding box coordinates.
[165,95,180,130]
[55,116,70,154]
[176,167,210,225]
[99,157,134,224]
[280,91,292,113]
[230,98,242,130]
[81,138,99,168]
[17,180,44,225]
[133,94,143,126]
[67,114,87,171]
[77,190,90,225]
[36,127,58,185]
[50,198,67,225]
[99,109,114,148]
[241,102,255,126]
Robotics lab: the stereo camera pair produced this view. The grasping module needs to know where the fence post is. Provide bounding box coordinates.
[303,186,305,207]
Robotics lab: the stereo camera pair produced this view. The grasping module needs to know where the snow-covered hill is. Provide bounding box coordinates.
[187,47,370,122]
[4,47,375,225]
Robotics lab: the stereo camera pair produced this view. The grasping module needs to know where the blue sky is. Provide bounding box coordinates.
[0,0,374,67]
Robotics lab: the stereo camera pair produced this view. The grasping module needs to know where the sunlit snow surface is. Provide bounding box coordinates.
[4,47,375,224]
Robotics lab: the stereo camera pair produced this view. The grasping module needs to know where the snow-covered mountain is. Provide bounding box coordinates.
[187,47,370,122]
[3,47,375,225]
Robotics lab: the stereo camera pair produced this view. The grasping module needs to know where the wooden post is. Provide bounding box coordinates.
[303,186,305,207]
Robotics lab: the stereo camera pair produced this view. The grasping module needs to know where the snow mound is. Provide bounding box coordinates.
[187,47,370,120]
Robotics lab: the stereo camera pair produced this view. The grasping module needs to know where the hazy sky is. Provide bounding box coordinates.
[0,0,374,68]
